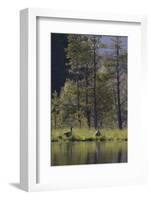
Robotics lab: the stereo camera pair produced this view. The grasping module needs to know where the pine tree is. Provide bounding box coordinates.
[104,36,127,129]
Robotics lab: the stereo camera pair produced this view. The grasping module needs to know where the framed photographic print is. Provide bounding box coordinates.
[20,8,147,191]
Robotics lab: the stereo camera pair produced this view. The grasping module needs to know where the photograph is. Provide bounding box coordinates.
[51,33,128,166]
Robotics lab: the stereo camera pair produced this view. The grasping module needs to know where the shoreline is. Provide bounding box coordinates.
[51,128,128,143]
[51,138,128,142]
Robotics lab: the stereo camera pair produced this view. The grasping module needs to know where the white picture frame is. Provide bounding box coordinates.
[20,8,147,192]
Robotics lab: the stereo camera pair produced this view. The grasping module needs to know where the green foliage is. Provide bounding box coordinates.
[51,91,60,129]
[51,34,127,132]
[51,128,127,142]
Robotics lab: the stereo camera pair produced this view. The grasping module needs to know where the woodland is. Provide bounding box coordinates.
[51,33,127,142]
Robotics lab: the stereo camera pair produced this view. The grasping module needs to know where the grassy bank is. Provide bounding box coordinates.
[51,128,127,142]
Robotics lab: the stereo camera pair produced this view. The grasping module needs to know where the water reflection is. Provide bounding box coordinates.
[51,141,127,166]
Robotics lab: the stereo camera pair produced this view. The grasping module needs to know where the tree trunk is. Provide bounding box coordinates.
[93,37,98,129]
[116,37,123,129]
[85,64,91,129]
[54,112,57,129]
[77,77,81,128]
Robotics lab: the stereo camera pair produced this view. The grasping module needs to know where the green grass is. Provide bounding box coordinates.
[51,128,127,142]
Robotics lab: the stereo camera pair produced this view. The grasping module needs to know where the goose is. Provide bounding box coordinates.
[95,129,101,136]
[64,127,72,137]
